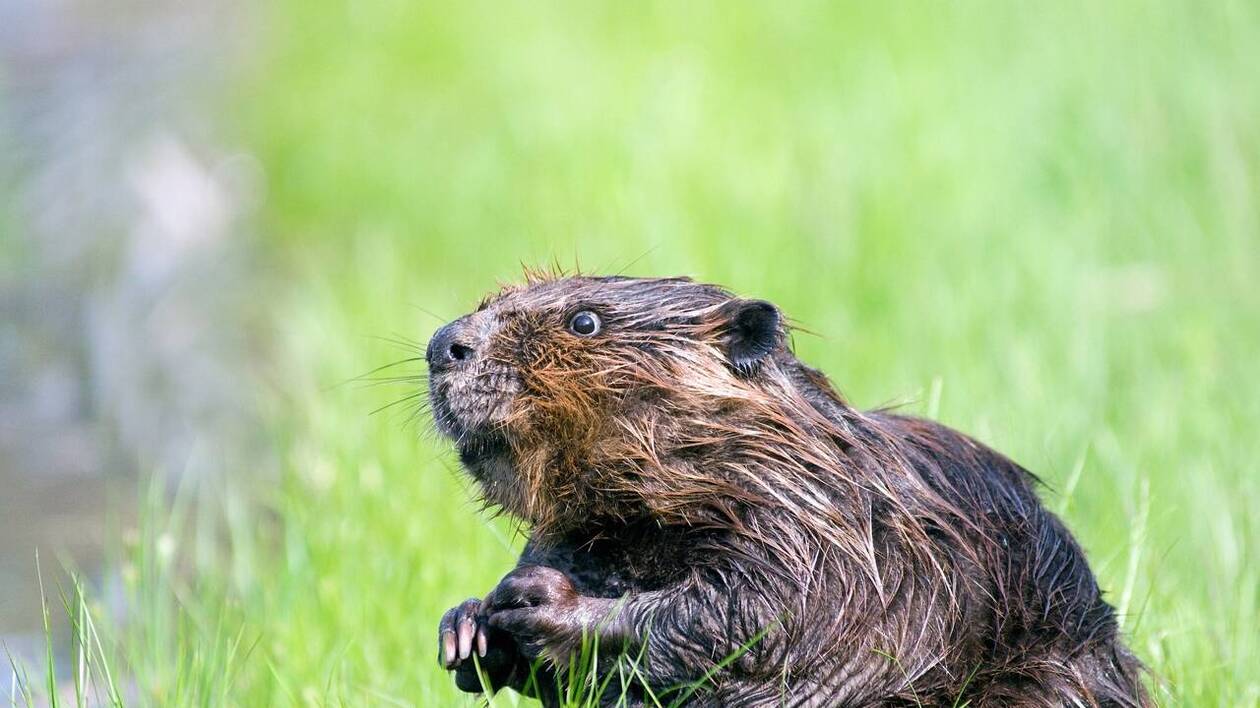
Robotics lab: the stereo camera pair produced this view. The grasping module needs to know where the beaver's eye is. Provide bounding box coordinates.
[568,311,601,336]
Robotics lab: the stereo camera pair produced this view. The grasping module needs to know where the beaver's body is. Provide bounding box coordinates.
[429,275,1147,706]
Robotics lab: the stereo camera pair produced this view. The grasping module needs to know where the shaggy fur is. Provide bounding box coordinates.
[430,274,1148,707]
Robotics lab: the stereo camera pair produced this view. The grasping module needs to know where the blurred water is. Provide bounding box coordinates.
[1,0,260,684]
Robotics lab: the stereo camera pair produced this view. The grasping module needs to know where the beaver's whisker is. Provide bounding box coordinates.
[369,390,427,417]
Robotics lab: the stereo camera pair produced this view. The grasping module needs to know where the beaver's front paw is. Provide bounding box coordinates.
[437,597,523,693]
[483,565,615,665]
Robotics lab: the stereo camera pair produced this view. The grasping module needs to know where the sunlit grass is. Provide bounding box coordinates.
[10,0,1260,704]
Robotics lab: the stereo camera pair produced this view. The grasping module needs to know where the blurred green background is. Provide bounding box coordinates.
[4,0,1259,704]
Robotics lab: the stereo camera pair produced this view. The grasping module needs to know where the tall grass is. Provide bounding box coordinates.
[10,0,1260,704]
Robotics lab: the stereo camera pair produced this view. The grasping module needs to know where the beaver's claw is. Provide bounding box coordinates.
[438,597,522,693]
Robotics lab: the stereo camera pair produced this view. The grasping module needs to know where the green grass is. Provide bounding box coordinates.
[13,0,1260,704]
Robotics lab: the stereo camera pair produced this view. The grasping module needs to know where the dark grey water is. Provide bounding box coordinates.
[1,0,261,687]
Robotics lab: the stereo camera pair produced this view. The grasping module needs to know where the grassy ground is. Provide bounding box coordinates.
[17,0,1260,704]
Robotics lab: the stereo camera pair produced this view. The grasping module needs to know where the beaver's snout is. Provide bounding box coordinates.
[426,320,478,373]
[425,313,521,459]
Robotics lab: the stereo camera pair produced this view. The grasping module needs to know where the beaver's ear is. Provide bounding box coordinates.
[720,299,782,375]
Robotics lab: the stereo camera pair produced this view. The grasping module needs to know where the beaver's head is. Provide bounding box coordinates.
[427,274,833,535]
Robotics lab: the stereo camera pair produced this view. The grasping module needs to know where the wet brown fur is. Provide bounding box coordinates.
[430,272,1149,707]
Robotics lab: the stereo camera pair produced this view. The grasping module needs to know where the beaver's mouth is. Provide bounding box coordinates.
[456,430,509,467]
[427,375,515,475]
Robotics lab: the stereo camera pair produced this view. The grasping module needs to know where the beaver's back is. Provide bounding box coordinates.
[867,413,1144,705]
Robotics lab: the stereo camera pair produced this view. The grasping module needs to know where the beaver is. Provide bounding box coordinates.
[428,274,1148,707]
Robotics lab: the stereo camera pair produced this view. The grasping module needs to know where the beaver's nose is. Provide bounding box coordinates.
[426,322,476,373]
